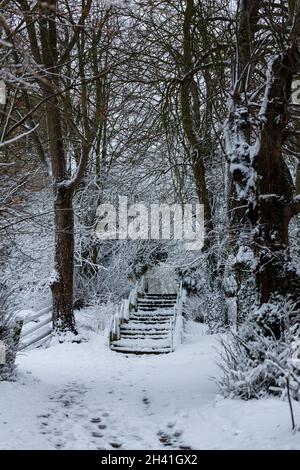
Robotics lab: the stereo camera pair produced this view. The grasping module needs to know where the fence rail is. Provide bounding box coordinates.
[19,305,53,351]
[108,276,147,345]
[171,280,186,351]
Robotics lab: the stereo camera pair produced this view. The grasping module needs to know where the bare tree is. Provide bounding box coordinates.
[16,0,114,332]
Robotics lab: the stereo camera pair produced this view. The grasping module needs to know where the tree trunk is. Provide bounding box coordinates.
[223,0,260,326]
[226,2,300,333]
[252,51,300,308]
[254,199,290,304]
[296,162,300,195]
[51,187,76,332]
[39,1,77,333]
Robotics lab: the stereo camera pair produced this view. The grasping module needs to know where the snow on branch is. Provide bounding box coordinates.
[0,124,39,148]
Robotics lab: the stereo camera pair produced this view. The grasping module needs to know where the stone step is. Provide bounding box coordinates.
[128,324,171,329]
[110,287,179,355]
[139,298,176,302]
[130,320,172,326]
[121,326,170,332]
[112,337,170,347]
[139,300,176,305]
[120,332,170,336]
[138,304,176,309]
[110,345,172,355]
[130,316,173,322]
[121,331,169,337]
[131,316,173,321]
[132,310,174,316]
[120,324,170,331]
[129,321,172,325]
[129,319,171,325]
[140,294,177,300]
[138,305,174,312]
[121,334,169,340]
[142,294,177,298]
[133,312,172,317]
[138,304,174,310]
[121,328,170,334]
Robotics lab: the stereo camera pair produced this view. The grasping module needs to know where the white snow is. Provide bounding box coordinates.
[1,320,300,450]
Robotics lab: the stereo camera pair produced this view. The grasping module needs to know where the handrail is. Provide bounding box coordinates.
[171,280,186,351]
[108,275,146,344]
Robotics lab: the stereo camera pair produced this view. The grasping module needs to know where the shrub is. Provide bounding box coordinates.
[0,291,23,381]
[218,301,300,400]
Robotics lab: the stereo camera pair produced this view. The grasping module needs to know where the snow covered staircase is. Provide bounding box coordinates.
[110,293,178,355]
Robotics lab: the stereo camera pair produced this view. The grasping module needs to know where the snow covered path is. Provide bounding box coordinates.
[1,322,300,450]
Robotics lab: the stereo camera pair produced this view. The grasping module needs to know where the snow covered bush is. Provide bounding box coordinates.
[218,301,300,400]
[75,232,168,306]
[179,257,226,332]
[0,188,53,312]
[182,294,205,323]
[0,291,23,381]
[75,301,116,334]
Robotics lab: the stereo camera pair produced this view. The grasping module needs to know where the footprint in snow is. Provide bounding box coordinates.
[37,382,93,449]
[39,384,127,450]
[90,417,101,424]
[110,441,122,449]
[142,396,150,406]
[157,428,192,450]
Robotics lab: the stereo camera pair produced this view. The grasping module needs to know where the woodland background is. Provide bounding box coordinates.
[1,0,300,400]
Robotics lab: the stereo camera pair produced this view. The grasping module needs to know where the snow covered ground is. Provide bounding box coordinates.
[1,320,300,450]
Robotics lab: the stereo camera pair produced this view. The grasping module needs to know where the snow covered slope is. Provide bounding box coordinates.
[0,321,300,450]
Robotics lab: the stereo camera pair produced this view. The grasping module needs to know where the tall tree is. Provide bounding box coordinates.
[17,0,109,332]
[225,0,300,331]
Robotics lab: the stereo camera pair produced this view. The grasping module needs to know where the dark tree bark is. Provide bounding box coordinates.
[252,50,300,307]
[38,0,76,332]
[228,0,260,226]
[223,0,260,326]
[226,0,300,325]
[296,162,300,195]
[51,187,76,331]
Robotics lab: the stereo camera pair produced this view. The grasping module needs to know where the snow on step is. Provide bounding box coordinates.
[138,306,175,309]
[130,315,173,321]
[120,323,169,331]
[139,302,175,304]
[130,319,173,323]
[110,338,172,354]
[143,294,177,299]
[110,346,172,355]
[132,307,174,315]
[121,332,169,339]
[131,312,173,317]
[112,337,170,348]
[121,325,170,335]
[140,302,175,304]
[121,331,169,337]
